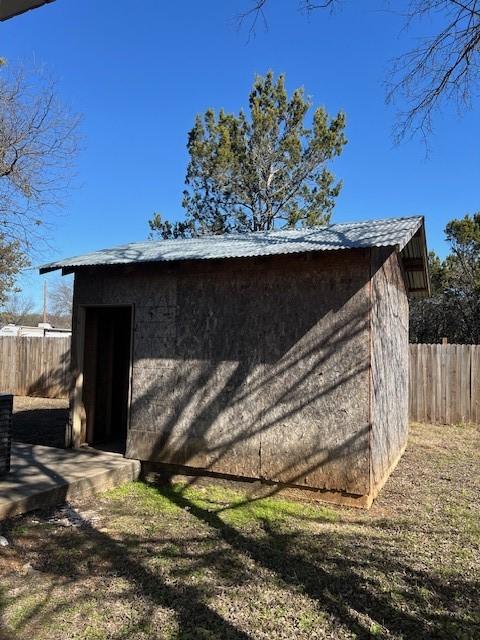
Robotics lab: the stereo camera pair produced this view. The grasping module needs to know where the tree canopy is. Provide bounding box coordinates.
[410,213,480,344]
[149,72,346,238]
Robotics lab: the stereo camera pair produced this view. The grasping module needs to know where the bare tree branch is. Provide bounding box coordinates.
[387,0,480,142]
[0,291,35,324]
[238,1,480,142]
[237,0,338,37]
[49,277,73,317]
[0,61,81,252]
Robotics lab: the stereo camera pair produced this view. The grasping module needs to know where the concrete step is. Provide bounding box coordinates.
[0,442,140,520]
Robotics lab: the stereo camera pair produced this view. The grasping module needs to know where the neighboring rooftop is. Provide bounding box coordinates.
[39,215,430,296]
[0,324,71,337]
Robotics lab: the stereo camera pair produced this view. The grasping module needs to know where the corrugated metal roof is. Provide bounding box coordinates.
[40,215,425,273]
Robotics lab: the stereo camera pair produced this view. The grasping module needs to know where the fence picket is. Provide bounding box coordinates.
[0,336,70,399]
[470,346,480,424]
[410,343,479,425]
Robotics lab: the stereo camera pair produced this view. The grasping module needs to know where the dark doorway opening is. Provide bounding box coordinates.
[82,306,132,454]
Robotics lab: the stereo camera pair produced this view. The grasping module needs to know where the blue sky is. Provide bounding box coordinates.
[2,0,479,308]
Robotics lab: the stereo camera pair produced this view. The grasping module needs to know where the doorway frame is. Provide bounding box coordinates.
[71,303,135,451]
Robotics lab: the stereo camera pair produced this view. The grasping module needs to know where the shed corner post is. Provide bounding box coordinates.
[70,303,86,448]
[368,246,374,498]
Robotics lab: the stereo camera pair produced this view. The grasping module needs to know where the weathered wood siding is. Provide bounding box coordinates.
[73,250,373,495]
[409,343,480,425]
[0,337,71,398]
[370,248,409,494]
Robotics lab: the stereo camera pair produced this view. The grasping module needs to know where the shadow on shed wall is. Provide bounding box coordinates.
[73,249,379,499]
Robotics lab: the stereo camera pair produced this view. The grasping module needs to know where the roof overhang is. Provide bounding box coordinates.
[0,0,55,21]
[39,215,431,298]
[398,218,430,298]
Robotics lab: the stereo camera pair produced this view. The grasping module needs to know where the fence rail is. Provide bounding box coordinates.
[0,336,71,399]
[409,343,480,425]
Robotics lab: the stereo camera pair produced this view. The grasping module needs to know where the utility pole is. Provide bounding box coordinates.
[43,281,48,324]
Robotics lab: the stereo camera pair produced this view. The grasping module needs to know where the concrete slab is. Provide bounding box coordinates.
[0,442,141,520]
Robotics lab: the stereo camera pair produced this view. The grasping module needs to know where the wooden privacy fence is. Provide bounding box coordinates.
[409,343,480,425]
[0,336,71,399]
[0,336,479,421]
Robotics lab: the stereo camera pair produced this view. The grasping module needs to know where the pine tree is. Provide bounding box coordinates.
[149,72,346,238]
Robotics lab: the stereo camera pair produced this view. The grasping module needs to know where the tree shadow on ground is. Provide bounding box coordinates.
[12,408,69,449]
[1,481,478,640]
[154,483,479,640]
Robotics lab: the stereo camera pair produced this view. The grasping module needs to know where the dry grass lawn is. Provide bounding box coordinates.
[0,422,479,640]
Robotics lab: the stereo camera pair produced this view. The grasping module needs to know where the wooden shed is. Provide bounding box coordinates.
[40,216,429,507]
